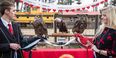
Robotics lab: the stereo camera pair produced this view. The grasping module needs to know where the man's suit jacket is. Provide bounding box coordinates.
[0,19,39,58]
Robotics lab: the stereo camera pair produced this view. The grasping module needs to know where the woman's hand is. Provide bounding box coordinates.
[91,45,100,53]
[90,44,107,56]
[87,40,99,52]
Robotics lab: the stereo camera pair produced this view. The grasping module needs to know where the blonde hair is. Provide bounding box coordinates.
[95,6,116,37]
[101,6,116,29]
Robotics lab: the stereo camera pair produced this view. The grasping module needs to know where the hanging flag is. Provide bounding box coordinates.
[71,9,75,12]
[48,9,51,12]
[77,8,80,11]
[65,10,69,12]
[87,6,90,9]
[82,7,85,10]
[53,9,56,12]
[59,10,63,12]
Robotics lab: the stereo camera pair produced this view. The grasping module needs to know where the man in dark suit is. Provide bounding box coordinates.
[0,1,40,58]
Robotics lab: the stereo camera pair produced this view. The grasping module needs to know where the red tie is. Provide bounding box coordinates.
[8,24,13,34]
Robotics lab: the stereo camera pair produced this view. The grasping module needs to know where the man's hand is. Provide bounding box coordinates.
[10,43,21,50]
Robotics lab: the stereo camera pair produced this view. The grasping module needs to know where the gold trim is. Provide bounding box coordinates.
[59,54,74,58]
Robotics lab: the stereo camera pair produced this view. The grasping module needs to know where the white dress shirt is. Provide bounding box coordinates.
[1,17,12,29]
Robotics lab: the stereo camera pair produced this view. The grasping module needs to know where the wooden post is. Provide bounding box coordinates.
[54,14,57,42]
[95,15,99,34]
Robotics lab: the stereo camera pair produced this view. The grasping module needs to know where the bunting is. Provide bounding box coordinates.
[20,0,108,12]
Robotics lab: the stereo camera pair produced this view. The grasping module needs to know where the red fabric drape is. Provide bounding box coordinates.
[23,49,94,58]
